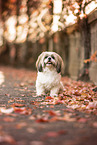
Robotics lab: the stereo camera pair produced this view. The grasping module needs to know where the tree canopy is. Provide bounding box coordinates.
[0,0,96,45]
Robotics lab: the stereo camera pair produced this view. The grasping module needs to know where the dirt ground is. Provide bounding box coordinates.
[0,65,97,145]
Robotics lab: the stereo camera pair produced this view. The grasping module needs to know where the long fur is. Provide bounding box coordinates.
[36,52,64,97]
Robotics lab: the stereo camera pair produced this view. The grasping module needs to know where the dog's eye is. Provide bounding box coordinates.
[44,56,48,59]
[51,55,55,59]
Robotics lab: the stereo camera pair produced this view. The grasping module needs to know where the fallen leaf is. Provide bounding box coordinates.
[49,116,59,122]
[0,134,16,144]
[45,130,67,138]
[77,118,88,123]
[73,91,81,96]
[58,130,67,135]
[30,141,44,145]
[20,82,27,87]
[16,122,27,129]
[45,96,53,100]
[36,118,49,123]
[13,107,32,115]
[46,131,59,137]
[0,107,14,114]
[93,122,97,128]
[46,110,59,116]
[27,128,36,133]
[29,115,36,120]
[12,103,25,107]
[3,117,15,122]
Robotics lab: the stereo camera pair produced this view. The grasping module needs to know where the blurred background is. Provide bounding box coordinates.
[0,0,97,84]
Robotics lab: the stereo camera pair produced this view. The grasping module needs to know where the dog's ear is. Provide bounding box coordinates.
[56,63,61,73]
[38,64,43,72]
[36,52,44,72]
[55,53,64,74]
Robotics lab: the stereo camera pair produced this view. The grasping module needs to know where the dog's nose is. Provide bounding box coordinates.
[48,57,51,61]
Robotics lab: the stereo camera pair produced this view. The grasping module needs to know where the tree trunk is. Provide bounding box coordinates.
[78,17,91,81]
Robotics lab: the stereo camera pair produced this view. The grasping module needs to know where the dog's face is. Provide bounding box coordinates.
[36,52,64,74]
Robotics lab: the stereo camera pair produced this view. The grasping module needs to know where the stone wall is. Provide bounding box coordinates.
[67,9,97,84]
[0,9,96,84]
[68,32,82,80]
[88,9,97,85]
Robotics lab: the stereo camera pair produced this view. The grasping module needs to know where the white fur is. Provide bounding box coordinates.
[36,52,64,97]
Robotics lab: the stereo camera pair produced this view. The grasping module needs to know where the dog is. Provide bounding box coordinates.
[36,51,64,97]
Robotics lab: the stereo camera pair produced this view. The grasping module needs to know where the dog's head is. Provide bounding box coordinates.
[36,52,64,74]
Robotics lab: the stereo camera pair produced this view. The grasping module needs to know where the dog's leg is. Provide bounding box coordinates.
[50,86,59,97]
[36,85,45,96]
[50,82,64,97]
[60,82,64,91]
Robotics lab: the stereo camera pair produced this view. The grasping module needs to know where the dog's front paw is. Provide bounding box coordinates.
[36,89,45,96]
[50,94,58,97]
[36,92,45,96]
[50,88,59,97]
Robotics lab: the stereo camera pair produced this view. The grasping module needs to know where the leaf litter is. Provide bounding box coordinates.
[0,66,97,144]
[0,75,97,122]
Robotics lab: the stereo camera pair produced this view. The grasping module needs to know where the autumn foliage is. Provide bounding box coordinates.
[84,51,97,63]
[0,66,97,144]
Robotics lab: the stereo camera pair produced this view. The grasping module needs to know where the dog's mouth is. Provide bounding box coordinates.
[45,61,54,66]
[47,61,52,64]
[44,58,55,67]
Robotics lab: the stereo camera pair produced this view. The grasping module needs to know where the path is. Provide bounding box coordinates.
[0,66,97,145]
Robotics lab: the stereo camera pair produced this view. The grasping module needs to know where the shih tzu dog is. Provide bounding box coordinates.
[36,51,64,97]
